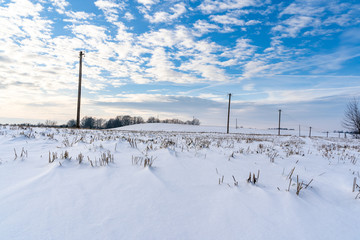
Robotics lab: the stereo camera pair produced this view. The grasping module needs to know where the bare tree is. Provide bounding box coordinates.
[81,116,95,129]
[94,118,106,129]
[342,98,360,135]
[45,120,57,126]
[67,119,76,128]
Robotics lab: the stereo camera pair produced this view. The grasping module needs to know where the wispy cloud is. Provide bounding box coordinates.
[272,15,315,38]
[210,14,245,25]
[143,3,186,23]
[192,20,220,36]
[50,0,69,14]
[199,0,262,14]
[95,0,125,23]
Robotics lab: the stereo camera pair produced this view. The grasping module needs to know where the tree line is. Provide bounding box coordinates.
[66,115,200,129]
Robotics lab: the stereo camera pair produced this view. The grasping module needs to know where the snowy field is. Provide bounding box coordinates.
[0,123,359,240]
[119,123,341,137]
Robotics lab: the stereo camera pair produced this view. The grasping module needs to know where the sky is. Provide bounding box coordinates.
[0,0,360,131]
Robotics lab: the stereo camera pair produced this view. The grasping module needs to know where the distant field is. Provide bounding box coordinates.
[118,123,341,137]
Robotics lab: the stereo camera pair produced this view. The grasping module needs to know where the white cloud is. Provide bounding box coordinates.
[63,11,96,23]
[243,83,255,91]
[70,24,108,44]
[263,86,360,105]
[144,3,186,23]
[137,0,158,7]
[50,0,69,14]
[198,93,224,102]
[130,73,152,84]
[138,26,201,50]
[279,1,325,17]
[274,1,360,39]
[210,14,245,25]
[192,20,220,36]
[245,20,260,25]
[179,58,228,82]
[199,0,260,14]
[272,15,314,38]
[145,47,198,83]
[113,93,173,103]
[242,61,270,78]
[138,26,237,83]
[124,12,135,21]
[324,4,360,27]
[114,22,133,42]
[221,38,256,62]
[0,0,43,18]
[95,0,125,23]
[139,28,179,48]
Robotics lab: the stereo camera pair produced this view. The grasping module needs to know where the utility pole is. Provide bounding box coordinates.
[236,118,238,129]
[299,125,301,137]
[227,93,231,134]
[309,127,312,137]
[278,109,281,136]
[76,51,85,128]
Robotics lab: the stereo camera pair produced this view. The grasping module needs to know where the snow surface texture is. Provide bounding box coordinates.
[0,124,359,240]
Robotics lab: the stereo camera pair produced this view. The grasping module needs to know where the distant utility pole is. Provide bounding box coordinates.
[227,93,232,134]
[76,51,85,128]
[299,125,301,137]
[309,127,312,137]
[236,118,238,129]
[278,109,281,136]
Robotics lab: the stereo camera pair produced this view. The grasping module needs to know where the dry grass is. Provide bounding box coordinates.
[247,170,260,184]
[132,155,156,168]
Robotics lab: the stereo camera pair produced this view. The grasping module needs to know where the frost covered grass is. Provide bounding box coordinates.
[0,124,360,240]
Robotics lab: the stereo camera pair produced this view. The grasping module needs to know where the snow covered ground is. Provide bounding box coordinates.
[0,124,359,240]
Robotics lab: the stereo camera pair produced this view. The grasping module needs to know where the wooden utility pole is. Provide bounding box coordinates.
[236,118,238,129]
[298,125,301,137]
[309,127,312,137]
[76,51,85,128]
[278,109,281,136]
[227,93,231,134]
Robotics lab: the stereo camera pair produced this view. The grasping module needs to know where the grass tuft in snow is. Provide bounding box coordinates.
[49,151,58,163]
[99,151,114,166]
[132,155,156,168]
[77,153,84,164]
[353,177,360,199]
[247,170,260,184]
[128,138,137,148]
[13,147,28,160]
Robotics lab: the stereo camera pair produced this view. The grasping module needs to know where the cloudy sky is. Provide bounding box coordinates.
[0,0,360,130]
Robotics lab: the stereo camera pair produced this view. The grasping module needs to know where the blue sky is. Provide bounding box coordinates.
[0,0,360,130]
